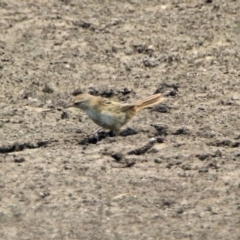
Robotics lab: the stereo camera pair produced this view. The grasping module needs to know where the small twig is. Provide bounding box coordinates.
[112,193,136,200]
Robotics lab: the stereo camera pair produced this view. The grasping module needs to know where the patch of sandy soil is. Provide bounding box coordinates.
[0,0,240,239]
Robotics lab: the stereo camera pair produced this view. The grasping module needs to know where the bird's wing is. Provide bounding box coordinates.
[101,99,113,105]
[120,104,136,112]
[101,99,135,112]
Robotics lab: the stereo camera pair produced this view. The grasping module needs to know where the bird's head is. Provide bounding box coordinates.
[66,94,91,111]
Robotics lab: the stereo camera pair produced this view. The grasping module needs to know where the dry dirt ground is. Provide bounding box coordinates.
[0,0,240,239]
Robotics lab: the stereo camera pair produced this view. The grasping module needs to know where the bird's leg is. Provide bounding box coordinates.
[93,128,103,136]
[108,128,120,137]
[87,128,110,142]
[88,127,102,140]
[108,130,115,137]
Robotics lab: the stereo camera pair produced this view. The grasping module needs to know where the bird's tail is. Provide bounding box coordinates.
[134,93,164,111]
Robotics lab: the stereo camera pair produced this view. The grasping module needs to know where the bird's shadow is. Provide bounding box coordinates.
[79,127,138,145]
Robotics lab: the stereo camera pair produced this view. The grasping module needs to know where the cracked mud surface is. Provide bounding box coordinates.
[0,1,240,239]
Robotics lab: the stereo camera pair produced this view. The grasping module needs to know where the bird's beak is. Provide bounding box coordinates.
[65,103,74,108]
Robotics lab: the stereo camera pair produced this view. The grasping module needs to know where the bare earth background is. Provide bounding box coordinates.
[0,0,240,239]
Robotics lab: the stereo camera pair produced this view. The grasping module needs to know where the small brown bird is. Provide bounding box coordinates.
[67,93,164,135]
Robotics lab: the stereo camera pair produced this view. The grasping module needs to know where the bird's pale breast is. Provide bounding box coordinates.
[85,108,126,130]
